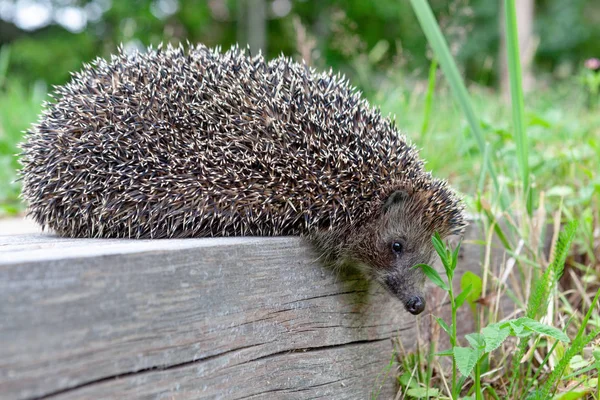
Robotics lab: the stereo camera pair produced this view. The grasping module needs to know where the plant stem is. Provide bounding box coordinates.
[426,328,437,398]
[449,284,457,399]
[475,360,482,400]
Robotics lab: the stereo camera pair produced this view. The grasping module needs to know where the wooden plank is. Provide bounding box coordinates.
[0,224,497,400]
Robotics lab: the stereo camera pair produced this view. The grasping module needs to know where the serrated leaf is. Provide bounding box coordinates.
[455,284,472,309]
[465,332,485,349]
[460,271,483,308]
[433,316,450,335]
[569,355,590,370]
[406,387,440,398]
[508,320,526,336]
[517,317,570,342]
[454,346,479,377]
[413,263,448,291]
[482,324,511,353]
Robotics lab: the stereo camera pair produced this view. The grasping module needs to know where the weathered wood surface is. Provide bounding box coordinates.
[0,221,495,400]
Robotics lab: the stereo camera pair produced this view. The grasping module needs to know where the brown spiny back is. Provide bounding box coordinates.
[20,44,465,239]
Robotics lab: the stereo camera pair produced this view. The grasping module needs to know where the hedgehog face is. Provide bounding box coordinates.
[353,190,437,315]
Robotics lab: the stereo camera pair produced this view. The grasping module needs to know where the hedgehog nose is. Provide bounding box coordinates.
[406,296,426,315]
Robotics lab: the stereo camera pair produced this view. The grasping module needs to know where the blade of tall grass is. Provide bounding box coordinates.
[504,0,531,214]
[408,0,507,210]
[420,58,438,140]
[0,45,10,87]
[477,143,490,194]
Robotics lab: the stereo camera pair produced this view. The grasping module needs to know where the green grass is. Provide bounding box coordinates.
[382,1,600,399]
[0,44,46,216]
[504,0,531,214]
[409,0,504,209]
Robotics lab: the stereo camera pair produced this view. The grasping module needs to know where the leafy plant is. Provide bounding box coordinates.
[507,220,578,397]
[413,220,595,399]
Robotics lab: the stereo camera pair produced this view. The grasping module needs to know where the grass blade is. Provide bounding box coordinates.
[0,45,10,88]
[420,58,438,140]
[504,0,531,213]
[409,0,506,209]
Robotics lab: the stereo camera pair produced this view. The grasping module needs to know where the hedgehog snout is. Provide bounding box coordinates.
[382,270,427,315]
[406,295,426,315]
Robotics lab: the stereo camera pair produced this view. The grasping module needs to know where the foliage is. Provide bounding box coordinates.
[393,1,600,399]
[0,0,598,88]
[409,224,599,399]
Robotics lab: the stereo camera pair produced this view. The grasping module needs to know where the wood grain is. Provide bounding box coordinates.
[0,225,503,400]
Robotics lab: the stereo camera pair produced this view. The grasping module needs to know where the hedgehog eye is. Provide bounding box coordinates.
[391,241,403,254]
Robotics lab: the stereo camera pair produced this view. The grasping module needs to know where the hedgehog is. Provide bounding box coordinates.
[20,43,466,315]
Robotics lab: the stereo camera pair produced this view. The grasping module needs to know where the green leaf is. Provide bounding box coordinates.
[569,355,590,370]
[451,242,461,269]
[507,320,529,338]
[593,349,600,362]
[454,346,479,377]
[553,391,588,400]
[431,232,445,255]
[465,333,486,350]
[515,317,570,342]
[413,263,448,291]
[482,324,511,353]
[431,233,450,272]
[406,387,440,398]
[460,271,483,307]
[398,371,419,389]
[433,316,450,335]
[435,348,454,357]
[455,284,472,309]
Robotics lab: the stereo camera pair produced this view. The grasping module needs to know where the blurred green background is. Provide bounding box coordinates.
[0,0,599,215]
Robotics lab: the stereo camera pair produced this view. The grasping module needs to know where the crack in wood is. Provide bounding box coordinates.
[30,338,392,399]
[232,377,350,400]
[280,290,369,306]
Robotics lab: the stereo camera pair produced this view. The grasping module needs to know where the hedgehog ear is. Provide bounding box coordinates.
[383,190,409,213]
